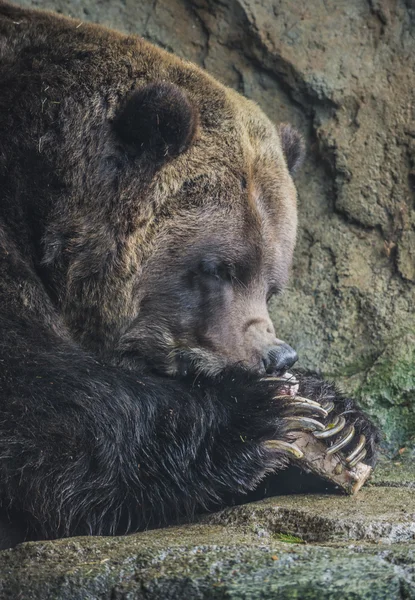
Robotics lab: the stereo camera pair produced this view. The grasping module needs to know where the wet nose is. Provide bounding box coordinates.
[262,343,298,374]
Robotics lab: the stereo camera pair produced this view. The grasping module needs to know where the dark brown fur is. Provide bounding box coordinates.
[0,0,300,372]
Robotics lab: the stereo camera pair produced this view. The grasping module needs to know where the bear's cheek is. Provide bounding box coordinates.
[117,279,231,374]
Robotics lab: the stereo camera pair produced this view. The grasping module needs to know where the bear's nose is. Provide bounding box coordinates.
[262,343,298,374]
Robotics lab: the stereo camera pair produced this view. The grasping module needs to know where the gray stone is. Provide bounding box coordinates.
[0,517,414,599]
[371,452,415,489]
[1,484,415,599]
[205,487,415,543]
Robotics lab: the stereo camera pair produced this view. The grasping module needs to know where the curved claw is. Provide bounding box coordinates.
[274,395,323,409]
[295,396,326,408]
[262,376,299,384]
[284,416,326,432]
[264,440,304,459]
[348,447,367,468]
[322,401,335,414]
[346,435,366,464]
[326,425,355,455]
[313,415,346,439]
[286,402,328,418]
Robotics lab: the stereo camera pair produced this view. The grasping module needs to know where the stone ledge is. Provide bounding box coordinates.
[204,487,415,544]
[0,524,414,600]
[1,485,414,600]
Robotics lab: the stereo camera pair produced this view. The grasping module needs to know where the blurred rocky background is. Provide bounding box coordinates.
[15,0,415,450]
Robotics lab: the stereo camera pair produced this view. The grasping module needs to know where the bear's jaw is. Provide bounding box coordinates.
[167,347,228,379]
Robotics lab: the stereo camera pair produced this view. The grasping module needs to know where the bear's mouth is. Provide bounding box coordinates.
[272,371,299,396]
[171,348,300,391]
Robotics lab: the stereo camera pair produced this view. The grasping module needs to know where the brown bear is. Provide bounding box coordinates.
[0,1,378,548]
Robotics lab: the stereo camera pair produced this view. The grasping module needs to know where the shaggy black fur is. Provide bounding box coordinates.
[0,317,378,547]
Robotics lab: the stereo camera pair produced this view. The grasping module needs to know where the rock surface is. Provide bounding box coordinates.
[205,486,415,544]
[13,0,415,447]
[0,446,413,600]
[1,481,415,599]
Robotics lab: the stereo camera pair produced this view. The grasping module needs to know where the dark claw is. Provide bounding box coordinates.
[348,447,367,468]
[292,395,322,407]
[264,440,304,458]
[286,401,328,418]
[284,416,326,432]
[346,434,366,464]
[262,375,299,385]
[274,395,325,412]
[313,415,346,439]
[326,425,355,455]
[322,401,335,414]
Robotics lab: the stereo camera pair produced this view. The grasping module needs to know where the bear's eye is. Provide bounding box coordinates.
[198,259,232,281]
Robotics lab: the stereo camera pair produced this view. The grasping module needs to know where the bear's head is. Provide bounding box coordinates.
[108,81,304,377]
[11,27,304,378]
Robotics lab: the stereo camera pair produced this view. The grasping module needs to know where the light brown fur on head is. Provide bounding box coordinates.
[115,90,300,376]
[0,1,304,376]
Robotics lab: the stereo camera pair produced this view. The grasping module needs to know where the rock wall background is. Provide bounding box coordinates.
[14,0,415,449]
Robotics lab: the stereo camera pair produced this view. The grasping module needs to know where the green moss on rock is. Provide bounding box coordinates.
[355,334,415,448]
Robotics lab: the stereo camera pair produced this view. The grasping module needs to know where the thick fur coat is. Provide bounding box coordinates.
[0,2,378,548]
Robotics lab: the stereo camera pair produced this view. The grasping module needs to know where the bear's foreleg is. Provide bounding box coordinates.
[0,320,330,546]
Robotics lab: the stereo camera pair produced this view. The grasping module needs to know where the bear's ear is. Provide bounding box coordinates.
[114,82,198,162]
[279,123,305,176]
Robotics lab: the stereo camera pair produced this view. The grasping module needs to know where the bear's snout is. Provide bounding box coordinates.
[262,342,298,374]
[241,317,297,374]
